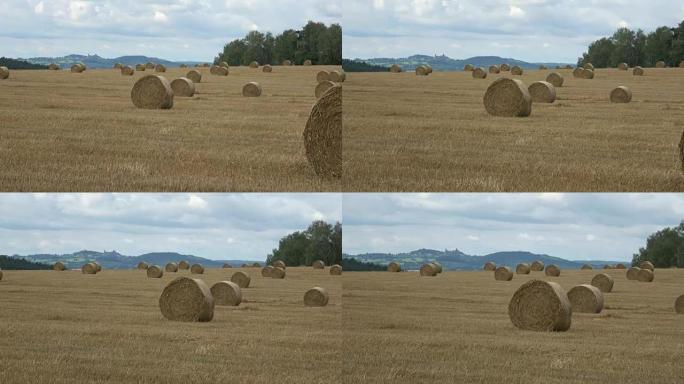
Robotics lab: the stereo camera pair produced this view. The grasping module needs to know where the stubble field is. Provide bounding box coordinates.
[342,268,684,384]
[0,267,340,384]
[343,68,684,191]
[0,65,341,192]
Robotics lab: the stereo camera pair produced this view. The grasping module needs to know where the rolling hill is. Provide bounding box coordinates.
[23,54,204,69]
[346,54,573,72]
[9,250,260,270]
[344,248,627,271]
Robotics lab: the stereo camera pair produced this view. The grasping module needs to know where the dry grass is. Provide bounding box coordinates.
[0,66,342,192]
[342,269,684,383]
[0,267,340,383]
[343,68,684,191]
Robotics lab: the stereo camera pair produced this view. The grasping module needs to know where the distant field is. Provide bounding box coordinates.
[343,68,684,191]
[342,269,684,384]
[0,66,341,192]
[0,267,340,384]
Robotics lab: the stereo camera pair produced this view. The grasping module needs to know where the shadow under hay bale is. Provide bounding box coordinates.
[483,78,532,117]
[568,284,603,313]
[210,281,242,306]
[131,75,174,110]
[159,277,214,322]
[304,287,329,307]
[508,280,571,332]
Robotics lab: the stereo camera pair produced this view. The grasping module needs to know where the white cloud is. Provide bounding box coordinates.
[153,11,168,23]
[34,1,44,14]
[509,6,525,18]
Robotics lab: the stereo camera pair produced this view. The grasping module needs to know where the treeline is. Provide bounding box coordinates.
[632,221,684,268]
[342,257,386,271]
[214,21,341,67]
[342,59,389,72]
[266,221,341,267]
[0,255,52,270]
[0,57,47,70]
[580,21,684,68]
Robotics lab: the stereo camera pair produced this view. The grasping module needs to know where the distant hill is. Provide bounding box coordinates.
[0,255,52,270]
[347,54,573,72]
[344,248,626,271]
[0,57,48,70]
[23,54,204,70]
[10,250,260,270]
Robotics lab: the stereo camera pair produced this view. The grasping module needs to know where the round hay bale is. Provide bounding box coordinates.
[329,70,345,82]
[567,284,604,313]
[180,64,188,69]
[633,66,644,76]
[495,266,513,281]
[223,263,232,269]
[615,263,626,269]
[483,78,532,117]
[273,260,286,269]
[639,261,654,271]
[121,65,135,76]
[316,70,330,83]
[249,61,259,68]
[539,65,548,70]
[390,64,402,73]
[315,80,335,99]
[283,60,292,66]
[388,262,402,272]
[186,70,202,83]
[147,265,163,278]
[528,81,556,103]
[546,72,564,87]
[472,67,487,79]
[220,61,230,68]
[242,82,262,97]
[304,83,341,178]
[53,262,66,271]
[626,267,641,280]
[511,66,523,75]
[304,287,329,307]
[263,65,273,73]
[545,264,561,277]
[581,264,593,270]
[610,86,632,103]
[261,265,274,277]
[159,277,214,322]
[415,65,429,76]
[136,64,146,71]
[655,61,666,68]
[271,266,286,279]
[603,264,613,270]
[464,64,474,71]
[92,262,101,272]
[530,261,545,272]
[488,65,500,74]
[508,279,572,332]
[145,62,155,69]
[170,77,195,97]
[210,65,229,76]
[618,63,629,71]
[516,263,531,274]
[313,260,325,269]
[420,263,437,277]
[48,63,60,70]
[113,63,123,69]
[70,64,85,73]
[131,75,173,110]
[484,261,496,271]
[241,264,249,268]
[81,263,97,274]
[675,294,684,314]
[165,262,179,273]
[431,262,442,274]
[211,281,242,306]
[179,260,190,270]
[231,271,251,288]
[330,264,342,275]
[591,273,614,293]
[303,60,312,66]
[190,264,204,274]
[500,64,511,72]
[573,67,585,78]
[154,64,166,73]
[582,69,595,79]
[583,63,594,70]
[137,262,149,270]
[637,268,654,282]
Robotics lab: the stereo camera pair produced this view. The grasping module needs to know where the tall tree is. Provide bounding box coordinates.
[266,220,342,267]
[645,26,674,66]
[632,221,684,268]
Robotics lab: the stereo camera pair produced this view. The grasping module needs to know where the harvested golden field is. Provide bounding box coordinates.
[0,267,340,384]
[0,66,341,192]
[342,269,684,384]
[343,68,684,191]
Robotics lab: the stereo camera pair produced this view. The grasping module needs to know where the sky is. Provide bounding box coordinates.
[343,0,684,63]
[342,193,684,262]
[0,0,341,61]
[0,193,342,261]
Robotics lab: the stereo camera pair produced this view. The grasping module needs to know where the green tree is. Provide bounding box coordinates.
[274,29,299,64]
[580,38,615,68]
[645,26,674,66]
[266,220,342,267]
[632,221,684,268]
